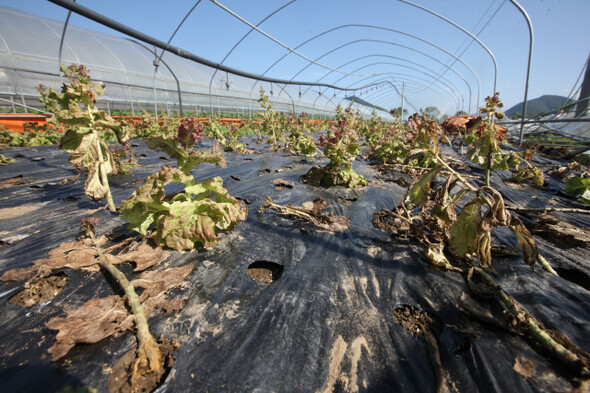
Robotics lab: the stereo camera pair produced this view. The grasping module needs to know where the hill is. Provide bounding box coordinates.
[505,94,568,118]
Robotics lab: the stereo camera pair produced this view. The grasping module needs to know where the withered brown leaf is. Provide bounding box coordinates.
[259,196,350,233]
[45,265,193,360]
[1,241,169,282]
[509,216,538,268]
[46,295,132,360]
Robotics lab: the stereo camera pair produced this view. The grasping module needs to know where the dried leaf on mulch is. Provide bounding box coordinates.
[258,196,350,233]
[0,241,169,282]
[46,295,132,360]
[530,216,590,247]
[372,208,411,237]
[271,178,294,189]
[46,265,193,360]
[8,273,69,307]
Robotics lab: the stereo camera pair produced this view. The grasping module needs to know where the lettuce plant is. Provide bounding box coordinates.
[565,176,590,204]
[366,112,441,169]
[0,126,25,146]
[21,122,62,146]
[204,117,249,153]
[304,104,366,188]
[401,152,540,272]
[463,93,543,186]
[132,110,182,139]
[38,65,133,211]
[121,118,247,250]
[284,112,317,157]
[146,118,225,175]
[0,153,14,165]
[257,87,284,147]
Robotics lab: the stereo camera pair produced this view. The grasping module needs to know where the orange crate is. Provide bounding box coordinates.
[0,113,53,134]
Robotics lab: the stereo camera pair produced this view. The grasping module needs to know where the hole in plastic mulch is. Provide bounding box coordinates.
[246,261,284,283]
[555,267,590,291]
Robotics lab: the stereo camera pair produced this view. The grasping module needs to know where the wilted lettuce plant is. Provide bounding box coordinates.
[284,111,317,157]
[366,111,441,169]
[38,64,133,211]
[257,87,284,147]
[204,117,249,153]
[121,118,247,251]
[565,176,590,204]
[464,93,543,187]
[304,104,366,188]
[397,94,555,274]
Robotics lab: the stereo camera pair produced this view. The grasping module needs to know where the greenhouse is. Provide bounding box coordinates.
[0,4,396,119]
[0,1,589,393]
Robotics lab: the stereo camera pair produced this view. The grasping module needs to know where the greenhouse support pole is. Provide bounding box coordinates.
[575,55,590,118]
[10,96,15,113]
[127,86,135,116]
[170,65,184,117]
[399,0,498,95]
[49,0,439,95]
[57,7,72,83]
[153,67,158,120]
[509,0,534,146]
[261,24,481,114]
[20,91,27,113]
[401,82,405,120]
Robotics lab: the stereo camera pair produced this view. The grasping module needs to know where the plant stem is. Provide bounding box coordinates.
[472,267,584,372]
[537,254,559,276]
[89,232,162,373]
[263,196,317,223]
[485,154,492,187]
[506,206,590,215]
[99,158,116,211]
[435,155,478,193]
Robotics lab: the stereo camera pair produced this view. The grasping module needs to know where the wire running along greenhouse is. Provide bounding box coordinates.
[0,1,589,393]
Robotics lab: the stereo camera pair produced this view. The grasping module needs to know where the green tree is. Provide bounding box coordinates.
[455,110,468,116]
[424,106,440,120]
[390,107,408,117]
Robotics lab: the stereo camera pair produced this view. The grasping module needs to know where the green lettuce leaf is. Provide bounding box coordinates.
[447,197,483,257]
[565,177,590,204]
[121,166,247,251]
[404,164,443,208]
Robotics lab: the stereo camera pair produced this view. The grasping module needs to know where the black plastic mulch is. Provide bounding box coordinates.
[0,137,588,393]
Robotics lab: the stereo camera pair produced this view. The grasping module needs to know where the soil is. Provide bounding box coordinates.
[519,141,573,160]
[8,273,69,307]
[372,209,410,236]
[247,261,284,283]
[394,305,445,393]
[393,305,443,341]
[530,217,590,248]
[537,145,571,159]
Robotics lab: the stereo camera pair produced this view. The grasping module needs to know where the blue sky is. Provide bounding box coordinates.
[1,0,589,116]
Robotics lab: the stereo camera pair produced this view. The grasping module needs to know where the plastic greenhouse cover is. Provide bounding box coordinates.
[507,115,590,141]
[0,6,395,120]
[0,138,588,393]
